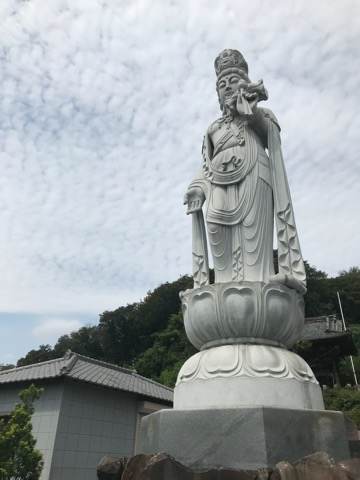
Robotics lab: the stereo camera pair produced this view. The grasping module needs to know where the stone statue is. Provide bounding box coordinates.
[184,49,306,293]
[175,49,323,411]
[140,49,351,470]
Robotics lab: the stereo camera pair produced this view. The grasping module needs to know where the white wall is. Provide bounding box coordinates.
[0,379,169,480]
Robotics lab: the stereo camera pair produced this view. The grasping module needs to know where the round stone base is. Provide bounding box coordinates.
[174,344,324,410]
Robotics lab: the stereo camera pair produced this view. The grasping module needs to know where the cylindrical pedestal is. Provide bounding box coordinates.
[175,281,324,411]
[174,344,324,410]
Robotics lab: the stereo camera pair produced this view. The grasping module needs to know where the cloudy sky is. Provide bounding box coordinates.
[0,0,359,364]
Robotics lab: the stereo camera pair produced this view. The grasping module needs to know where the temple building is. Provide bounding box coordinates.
[301,315,358,387]
[0,351,172,480]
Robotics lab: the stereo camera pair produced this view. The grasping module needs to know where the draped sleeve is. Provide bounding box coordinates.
[266,110,307,291]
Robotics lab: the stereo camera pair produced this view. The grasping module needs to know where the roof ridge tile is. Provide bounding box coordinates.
[0,356,66,376]
[69,352,135,374]
[0,351,173,403]
[131,372,173,392]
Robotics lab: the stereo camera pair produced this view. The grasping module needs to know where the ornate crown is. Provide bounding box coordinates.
[214,49,248,79]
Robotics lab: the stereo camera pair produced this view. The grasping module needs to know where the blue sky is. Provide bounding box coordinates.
[0,0,359,364]
[0,313,98,365]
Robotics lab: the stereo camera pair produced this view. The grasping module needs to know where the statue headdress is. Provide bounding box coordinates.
[214,49,248,80]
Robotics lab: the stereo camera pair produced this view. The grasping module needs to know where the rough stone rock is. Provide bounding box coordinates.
[140,453,193,480]
[121,451,359,479]
[256,469,272,480]
[270,461,296,480]
[293,451,345,480]
[121,452,272,479]
[272,452,360,480]
[96,455,128,480]
[337,459,360,480]
[121,454,153,480]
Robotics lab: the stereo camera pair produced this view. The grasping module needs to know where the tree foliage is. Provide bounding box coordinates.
[323,387,360,427]
[303,262,333,317]
[334,267,360,324]
[17,345,55,368]
[0,384,43,480]
[337,323,360,386]
[53,326,103,359]
[135,313,196,385]
[304,264,360,322]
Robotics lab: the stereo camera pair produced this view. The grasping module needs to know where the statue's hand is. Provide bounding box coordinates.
[242,79,268,102]
[184,187,205,215]
[243,90,259,102]
[236,79,268,117]
[269,273,307,295]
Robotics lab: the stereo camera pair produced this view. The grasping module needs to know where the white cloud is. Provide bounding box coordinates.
[0,0,358,318]
[32,318,83,344]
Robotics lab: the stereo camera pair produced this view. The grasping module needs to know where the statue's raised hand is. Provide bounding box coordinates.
[235,79,268,117]
[184,187,205,215]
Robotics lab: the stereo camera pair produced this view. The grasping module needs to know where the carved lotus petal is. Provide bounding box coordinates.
[184,289,221,347]
[182,281,305,350]
[204,345,241,375]
[287,352,315,381]
[222,286,256,337]
[176,345,318,390]
[245,345,287,376]
[177,352,201,383]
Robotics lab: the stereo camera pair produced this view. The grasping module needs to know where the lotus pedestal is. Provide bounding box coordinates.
[139,282,350,470]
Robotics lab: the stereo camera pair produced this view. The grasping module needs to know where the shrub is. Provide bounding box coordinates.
[0,384,44,480]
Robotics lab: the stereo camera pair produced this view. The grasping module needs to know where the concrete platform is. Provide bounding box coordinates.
[138,407,350,471]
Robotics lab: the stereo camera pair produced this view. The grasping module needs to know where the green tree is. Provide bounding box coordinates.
[0,384,43,480]
[133,275,192,353]
[98,275,193,366]
[303,262,334,317]
[323,387,360,427]
[332,267,360,324]
[16,327,105,368]
[98,305,138,366]
[53,325,103,359]
[17,345,55,367]
[135,313,196,387]
[336,323,360,385]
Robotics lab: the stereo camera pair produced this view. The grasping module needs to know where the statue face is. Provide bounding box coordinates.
[216,72,241,109]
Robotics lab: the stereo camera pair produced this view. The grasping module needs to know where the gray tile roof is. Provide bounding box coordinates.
[302,315,345,341]
[0,351,173,403]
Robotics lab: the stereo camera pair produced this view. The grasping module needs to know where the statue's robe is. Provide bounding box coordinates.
[189,108,306,288]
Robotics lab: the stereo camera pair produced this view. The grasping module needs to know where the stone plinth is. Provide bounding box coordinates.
[138,407,350,471]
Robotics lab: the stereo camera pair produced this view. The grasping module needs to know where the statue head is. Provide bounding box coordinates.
[214,49,249,112]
